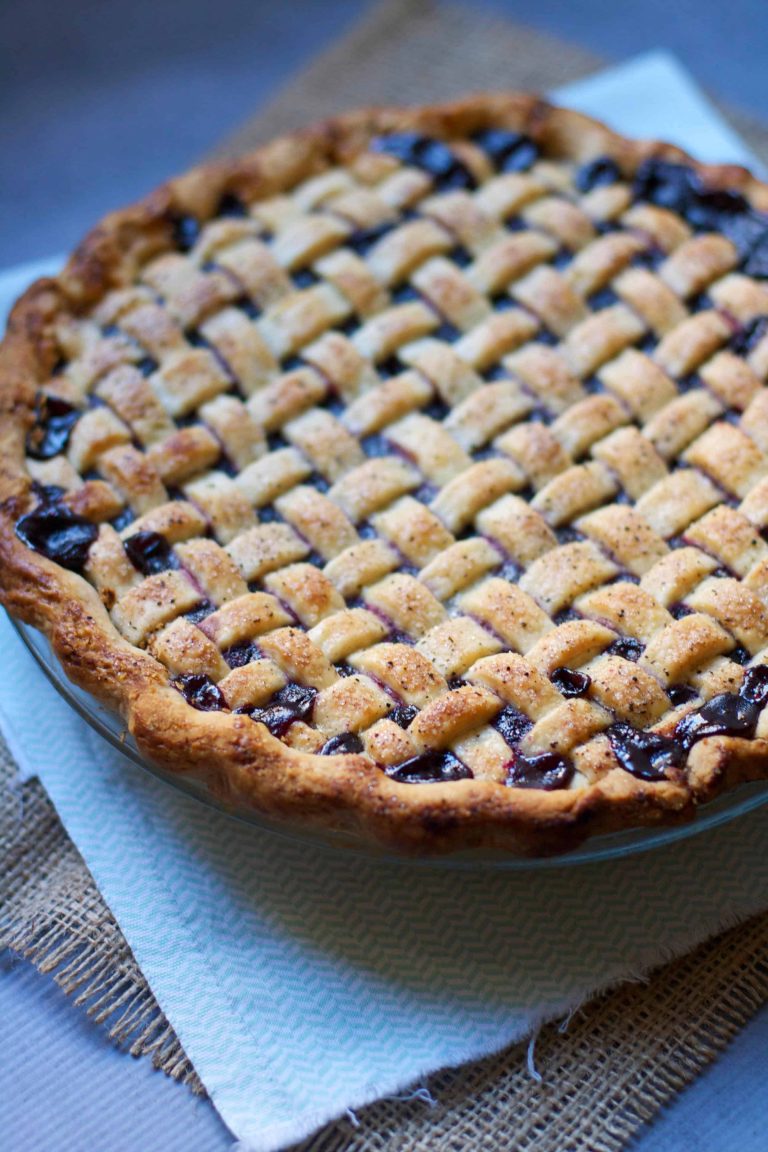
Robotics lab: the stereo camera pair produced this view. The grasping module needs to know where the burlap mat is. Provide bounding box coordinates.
[3,2,768,1148]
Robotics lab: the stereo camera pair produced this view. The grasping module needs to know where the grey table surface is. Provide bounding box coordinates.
[2,2,768,1149]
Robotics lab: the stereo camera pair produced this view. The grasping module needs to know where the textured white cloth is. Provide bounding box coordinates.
[2,54,768,1152]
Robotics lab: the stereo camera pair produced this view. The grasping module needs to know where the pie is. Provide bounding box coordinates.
[4,93,768,855]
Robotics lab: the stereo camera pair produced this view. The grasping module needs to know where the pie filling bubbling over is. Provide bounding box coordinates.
[16,127,768,791]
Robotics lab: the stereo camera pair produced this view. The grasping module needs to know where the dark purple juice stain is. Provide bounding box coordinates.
[386,750,473,783]
[741,665,768,707]
[606,636,645,662]
[575,155,622,193]
[472,129,539,173]
[731,315,768,357]
[26,394,80,460]
[223,641,261,668]
[249,683,317,737]
[550,667,591,698]
[608,722,683,781]
[676,692,760,750]
[507,751,573,790]
[371,134,477,190]
[171,213,201,252]
[320,732,364,755]
[16,499,98,573]
[493,705,533,748]
[389,704,419,729]
[175,673,227,711]
[123,530,178,576]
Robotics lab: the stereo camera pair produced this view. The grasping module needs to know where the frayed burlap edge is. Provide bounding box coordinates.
[3,1,768,1147]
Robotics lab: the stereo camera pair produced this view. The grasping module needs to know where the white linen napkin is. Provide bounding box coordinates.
[2,53,768,1152]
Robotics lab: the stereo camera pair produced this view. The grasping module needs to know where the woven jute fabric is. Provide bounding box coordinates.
[3,2,768,1148]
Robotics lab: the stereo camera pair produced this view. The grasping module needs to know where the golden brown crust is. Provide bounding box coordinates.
[2,91,768,856]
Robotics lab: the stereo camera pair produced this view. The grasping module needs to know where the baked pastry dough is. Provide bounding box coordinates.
[4,94,768,854]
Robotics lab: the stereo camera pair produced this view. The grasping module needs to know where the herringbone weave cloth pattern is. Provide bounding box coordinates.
[2,2,768,1148]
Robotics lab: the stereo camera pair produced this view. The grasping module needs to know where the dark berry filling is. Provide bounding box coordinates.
[731,315,768,357]
[676,692,760,749]
[16,501,98,573]
[217,193,248,217]
[386,750,472,784]
[389,704,419,729]
[667,683,698,707]
[176,673,227,711]
[741,664,768,707]
[575,155,622,193]
[493,705,533,748]
[223,641,261,668]
[608,722,683,781]
[249,683,317,737]
[371,134,476,190]
[184,601,214,626]
[508,751,573,790]
[171,213,201,252]
[26,394,80,460]
[320,732,364,756]
[348,222,394,256]
[472,129,539,173]
[606,636,644,661]
[123,530,178,576]
[550,666,591,697]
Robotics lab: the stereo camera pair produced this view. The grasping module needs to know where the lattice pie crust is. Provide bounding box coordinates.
[4,94,768,854]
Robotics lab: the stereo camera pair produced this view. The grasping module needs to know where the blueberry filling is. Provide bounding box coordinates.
[731,315,768,357]
[347,222,394,256]
[171,213,201,252]
[550,667,591,697]
[123,530,178,576]
[493,705,533,748]
[676,692,760,749]
[176,673,226,712]
[249,683,317,737]
[292,268,318,289]
[184,601,214,626]
[16,500,98,573]
[26,394,80,460]
[386,750,472,783]
[136,355,158,377]
[575,155,622,193]
[223,641,261,668]
[608,722,683,781]
[371,133,476,190]
[320,732,364,755]
[110,507,136,533]
[217,193,248,217]
[472,129,539,173]
[740,664,768,707]
[667,683,698,707]
[507,751,573,791]
[389,704,419,729]
[606,636,644,662]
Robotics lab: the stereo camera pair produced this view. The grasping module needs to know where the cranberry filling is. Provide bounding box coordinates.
[550,667,591,698]
[26,394,80,460]
[472,129,539,173]
[371,134,476,190]
[249,683,317,737]
[16,501,98,573]
[123,530,178,576]
[507,751,573,791]
[386,750,472,784]
[608,722,683,781]
[176,673,226,711]
[320,732,364,756]
[676,692,760,750]
[575,155,621,193]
